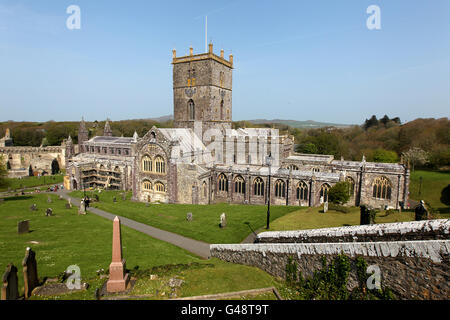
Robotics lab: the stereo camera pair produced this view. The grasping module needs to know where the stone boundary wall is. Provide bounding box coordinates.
[257,219,450,244]
[210,240,450,300]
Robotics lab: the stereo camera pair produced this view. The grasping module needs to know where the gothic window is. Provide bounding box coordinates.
[220,100,224,120]
[254,177,264,196]
[346,177,355,197]
[117,149,121,155]
[313,167,320,173]
[154,182,165,193]
[143,180,152,191]
[275,179,286,198]
[110,148,114,154]
[154,156,166,174]
[142,156,152,172]
[218,173,228,192]
[124,149,129,155]
[234,175,245,194]
[188,99,195,120]
[102,147,107,154]
[372,177,392,200]
[296,181,308,200]
[320,184,330,202]
[289,165,299,171]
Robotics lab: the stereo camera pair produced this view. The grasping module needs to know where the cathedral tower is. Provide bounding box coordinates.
[172,43,233,139]
[78,118,89,153]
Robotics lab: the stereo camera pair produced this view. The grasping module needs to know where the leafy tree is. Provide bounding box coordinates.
[328,181,351,205]
[441,185,450,206]
[380,115,390,126]
[371,149,399,163]
[363,115,379,130]
[0,156,8,188]
[402,147,429,171]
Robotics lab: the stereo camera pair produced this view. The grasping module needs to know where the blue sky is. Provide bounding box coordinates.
[0,0,449,124]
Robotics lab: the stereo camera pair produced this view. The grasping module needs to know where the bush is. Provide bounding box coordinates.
[441,184,450,206]
[328,182,351,205]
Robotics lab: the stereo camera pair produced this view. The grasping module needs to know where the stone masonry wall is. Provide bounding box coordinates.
[257,219,450,244]
[210,240,450,300]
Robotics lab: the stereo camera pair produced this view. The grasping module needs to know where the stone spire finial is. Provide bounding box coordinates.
[133,131,139,142]
[5,128,10,139]
[104,119,112,137]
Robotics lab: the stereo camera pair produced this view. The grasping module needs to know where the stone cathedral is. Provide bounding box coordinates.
[65,44,410,209]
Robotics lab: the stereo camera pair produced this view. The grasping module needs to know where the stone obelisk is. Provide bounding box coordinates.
[106,216,129,293]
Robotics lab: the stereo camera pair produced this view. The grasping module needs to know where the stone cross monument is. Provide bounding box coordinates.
[106,216,129,293]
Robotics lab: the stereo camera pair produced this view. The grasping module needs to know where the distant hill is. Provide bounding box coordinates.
[145,115,352,129]
[246,119,353,129]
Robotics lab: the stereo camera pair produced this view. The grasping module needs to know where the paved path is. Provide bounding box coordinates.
[55,190,211,259]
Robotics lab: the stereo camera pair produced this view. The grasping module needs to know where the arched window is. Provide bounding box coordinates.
[142,156,152,172]
[220,100,224,120]
[154,156,165,174]
[296,181,308,200]
[142,180,152,191]
[320,184,330,202]
[234,175,245,194]
[275,180,286,198]
[372,177,392,200]
[218,173,228,192]
[346,177,355,197]
[254,177,264,196]
[154,182,165,193]
[188,99,195,120]
[313,167,320,173]
[288,165,299,171]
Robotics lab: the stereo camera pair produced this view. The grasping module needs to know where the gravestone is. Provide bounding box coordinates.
[58,195,64,200]
[122,193,126,201]
[30,204,37,211]
[415,200,429,221]
[18,220,30,234]
[360,205,375,225]
[65,203,72,209]
[186,212,193,222]
[1,264,19,300]
[106,217,129,293]
[79,200,86,215]
[113,197,117,203]
[22,247,39,299]
[45,208,53,217]
[145,202,150,207]
[47,196,52,203]
[94,194,99,202]
[323,202,328,213]
[220,213,227,228]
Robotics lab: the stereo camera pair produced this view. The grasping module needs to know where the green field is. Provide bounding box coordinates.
[267,206,416,232]
[0,193,285,299]
[69,190,301,244]
[409,170,450,214]
[0,175,64,192]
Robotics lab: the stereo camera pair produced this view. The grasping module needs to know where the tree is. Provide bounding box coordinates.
[441,185,450,206]
[371,149,399,163]
[401,147,429,171]
[0,156,9,188]
[328,182,351,205]
[51,159,60,175]
[363,115,379,130]
[29,165,34,177]
[379,115,390,126]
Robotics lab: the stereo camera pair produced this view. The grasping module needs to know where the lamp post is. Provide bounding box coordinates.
[266,153,273,229]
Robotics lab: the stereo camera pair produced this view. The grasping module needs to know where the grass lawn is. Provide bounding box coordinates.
[0,193,201,297]
[0,175,64,192]
[267,206,416,232]
[69,190,301,244]
[409,170,450,215]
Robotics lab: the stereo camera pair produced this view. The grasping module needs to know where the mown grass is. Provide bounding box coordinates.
[0,175,64,192]
[409,170,450,216]
[0,193,201,297]
[69,190,301,244]
[267,206,416,232]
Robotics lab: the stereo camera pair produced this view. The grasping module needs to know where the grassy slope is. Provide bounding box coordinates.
[70,190,301,244]
[0,175,64,192]
[0,193,201,296]
[409,170,450,215]
[268,207,416,232]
